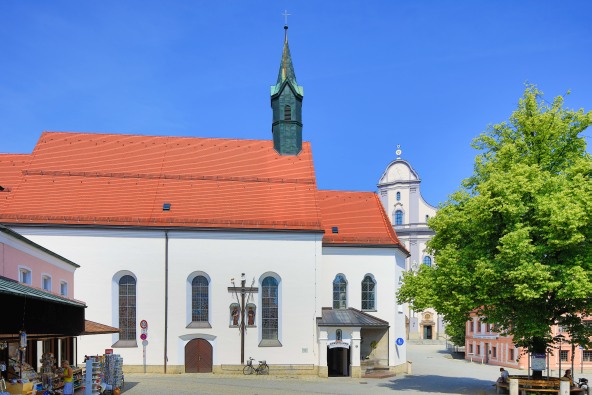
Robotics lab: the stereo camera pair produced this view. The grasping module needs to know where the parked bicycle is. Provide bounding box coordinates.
[243,357,269,375]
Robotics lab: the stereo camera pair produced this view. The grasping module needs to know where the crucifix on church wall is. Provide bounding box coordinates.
[228,273,258,364]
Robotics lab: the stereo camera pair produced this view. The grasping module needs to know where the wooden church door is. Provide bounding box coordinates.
[185,339,213,373]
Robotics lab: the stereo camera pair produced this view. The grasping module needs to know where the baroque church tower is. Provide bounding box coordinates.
[271,25,304,155]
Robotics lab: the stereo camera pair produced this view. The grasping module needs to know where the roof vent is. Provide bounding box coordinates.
[0,186,4,191]
[331,226,339,234]
[163,203,171,211]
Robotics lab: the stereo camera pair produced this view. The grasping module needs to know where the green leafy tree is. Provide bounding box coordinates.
[398,85,592,371]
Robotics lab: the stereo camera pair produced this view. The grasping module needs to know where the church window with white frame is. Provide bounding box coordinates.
[119,275,137,341]
[396,191,401,201]
[262,276,279,340]
[423,256,432,267]
[394,210,403,225]
[333,274,347,309]
[191,275,209,322]
[361,275,376,311]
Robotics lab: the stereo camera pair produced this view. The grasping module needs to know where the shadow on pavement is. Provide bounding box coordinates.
[436,349,466,359]
[122,381,140,391]
[377,374,495,394]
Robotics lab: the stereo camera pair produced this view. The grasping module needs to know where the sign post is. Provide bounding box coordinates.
[140,320,148,373]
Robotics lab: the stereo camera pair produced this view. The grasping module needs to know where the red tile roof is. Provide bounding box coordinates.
[0,154,29,211]
[318,190,407,250]
[0,132,406,250]
[0,132,322,231]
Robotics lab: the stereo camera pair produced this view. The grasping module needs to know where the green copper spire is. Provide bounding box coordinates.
[271,26,303,96]
[271,24,304,155]
[277,26,297,86]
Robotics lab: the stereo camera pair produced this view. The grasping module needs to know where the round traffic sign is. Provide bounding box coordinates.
[140,320,148,329]
[396,337,405,346]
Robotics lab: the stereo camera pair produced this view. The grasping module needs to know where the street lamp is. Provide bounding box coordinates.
[554,334,565,378]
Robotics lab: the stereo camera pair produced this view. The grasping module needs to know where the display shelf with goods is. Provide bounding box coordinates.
[83,358,103,395]
[6,358,37,382]
[4,356,38,395]
[72,368,83,391]
[40,352,59,392]
[103,355,123,391]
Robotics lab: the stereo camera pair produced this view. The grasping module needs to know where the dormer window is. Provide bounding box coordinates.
[284,105,292,121]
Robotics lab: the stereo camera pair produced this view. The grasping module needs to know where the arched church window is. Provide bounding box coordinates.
[423,256,432,267]
[395,210,403,225]
[361,275,376,311]
[333,274,347,309]
[396,192,401,201]
[119,275,136,341]
[262,277,279,340]
[191,275,209,322]
[336,329,342,341]
[284,105,292,121]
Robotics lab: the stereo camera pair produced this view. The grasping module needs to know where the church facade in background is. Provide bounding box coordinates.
[377,148,444,341]
[0,26,409,377]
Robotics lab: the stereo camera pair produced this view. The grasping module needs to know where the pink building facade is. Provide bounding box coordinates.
[1,225,77,296]
[465,313,592,374]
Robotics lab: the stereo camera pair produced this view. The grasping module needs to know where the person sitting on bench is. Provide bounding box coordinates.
[498,367,509,383]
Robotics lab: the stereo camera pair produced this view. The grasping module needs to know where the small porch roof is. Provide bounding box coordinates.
[82,320,120,335]
[316,307,389,328]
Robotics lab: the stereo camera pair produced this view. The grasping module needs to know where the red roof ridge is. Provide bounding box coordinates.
[372,192,407,251]
[23,169,316,185]
[39,130,313,146]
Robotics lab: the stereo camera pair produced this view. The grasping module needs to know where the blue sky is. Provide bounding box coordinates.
[1,1,591,206]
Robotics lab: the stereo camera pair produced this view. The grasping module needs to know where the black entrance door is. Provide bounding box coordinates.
[327,347,350,377]
[424,325,433,339]
[185,339,213,373]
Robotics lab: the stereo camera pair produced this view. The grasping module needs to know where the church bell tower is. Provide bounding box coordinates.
[271,24,304,155]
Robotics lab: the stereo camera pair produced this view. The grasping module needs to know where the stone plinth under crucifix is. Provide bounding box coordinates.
[228,273,258,364]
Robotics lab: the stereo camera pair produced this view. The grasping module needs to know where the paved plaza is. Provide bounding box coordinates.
[116,344,557,395]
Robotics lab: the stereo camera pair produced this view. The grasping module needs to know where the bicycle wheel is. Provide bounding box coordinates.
[243,365,254,375]
[259,364,269,375]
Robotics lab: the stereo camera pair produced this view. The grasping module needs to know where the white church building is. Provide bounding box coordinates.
[0,26,409,377]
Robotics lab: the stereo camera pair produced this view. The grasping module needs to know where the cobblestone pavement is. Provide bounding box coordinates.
[116,345,590,395]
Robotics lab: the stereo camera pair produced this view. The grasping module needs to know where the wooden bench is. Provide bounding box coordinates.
[495,377,587,394]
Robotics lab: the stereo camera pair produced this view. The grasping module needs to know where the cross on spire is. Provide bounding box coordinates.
[282,10,291,26]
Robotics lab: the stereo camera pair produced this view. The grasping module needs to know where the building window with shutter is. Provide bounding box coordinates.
[42,275,52,291]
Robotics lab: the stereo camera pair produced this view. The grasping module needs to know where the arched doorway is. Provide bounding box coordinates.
[185,338,212,373]
[327,346,350,377]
